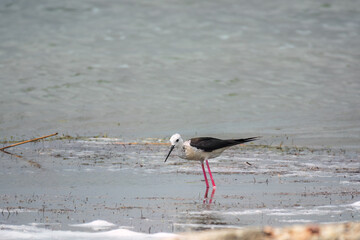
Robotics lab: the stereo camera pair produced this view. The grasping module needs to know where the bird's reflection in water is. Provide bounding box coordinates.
[203,188,216,204]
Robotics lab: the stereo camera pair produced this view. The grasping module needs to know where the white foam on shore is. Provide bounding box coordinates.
[349,201,360,209]
[70,220,116,230]
[0,223,176,240]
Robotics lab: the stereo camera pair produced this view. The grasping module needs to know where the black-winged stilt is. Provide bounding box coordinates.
[164,133,259,189]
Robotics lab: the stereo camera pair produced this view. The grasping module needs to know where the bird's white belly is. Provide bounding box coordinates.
[179,142,226,161]
[183,145,206,161]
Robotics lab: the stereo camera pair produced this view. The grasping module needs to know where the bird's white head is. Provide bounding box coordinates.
[164,133,183,162]
[169,133,183,147]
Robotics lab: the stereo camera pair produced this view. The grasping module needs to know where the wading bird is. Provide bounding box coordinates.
[164,133,259,188]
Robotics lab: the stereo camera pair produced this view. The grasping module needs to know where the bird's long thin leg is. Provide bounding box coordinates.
[206,160,216,188]
[201,162,209,188]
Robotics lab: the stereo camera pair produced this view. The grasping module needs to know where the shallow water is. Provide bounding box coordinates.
[0,139,359,239]
[1,1,360,239]
[0,0,360,148]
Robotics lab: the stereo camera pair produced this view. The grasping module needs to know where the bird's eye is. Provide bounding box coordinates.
[176,139,179,142]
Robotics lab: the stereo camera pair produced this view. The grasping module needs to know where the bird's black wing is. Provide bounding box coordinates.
[190,137,225,152]
[190,137,259,152]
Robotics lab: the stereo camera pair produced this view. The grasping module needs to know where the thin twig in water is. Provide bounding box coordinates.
[0,133,58,151]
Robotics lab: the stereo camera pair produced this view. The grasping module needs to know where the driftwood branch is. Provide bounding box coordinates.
[0,133,58,151]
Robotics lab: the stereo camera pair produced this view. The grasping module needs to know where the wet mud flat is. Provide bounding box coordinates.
[0,138,359,234]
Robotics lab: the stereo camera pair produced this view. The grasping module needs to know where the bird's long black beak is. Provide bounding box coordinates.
[164,145,175,162]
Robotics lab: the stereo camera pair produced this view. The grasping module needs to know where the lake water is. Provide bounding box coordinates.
[0,0,359,148]
[0,0,359,239]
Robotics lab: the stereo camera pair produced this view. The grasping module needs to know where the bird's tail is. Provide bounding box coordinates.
[234,136,261,144]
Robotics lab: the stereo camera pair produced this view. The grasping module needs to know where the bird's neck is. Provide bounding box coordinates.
[174,143,186,159]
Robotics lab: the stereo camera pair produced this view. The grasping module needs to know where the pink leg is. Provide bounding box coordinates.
[201,162,209,188]
[206,160,216,188]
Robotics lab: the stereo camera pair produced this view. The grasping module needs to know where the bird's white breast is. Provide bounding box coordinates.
[174,141,199,161]
[176,140,210,161]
